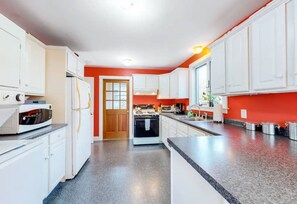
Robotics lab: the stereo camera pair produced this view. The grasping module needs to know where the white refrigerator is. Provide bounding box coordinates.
[66,77,92,179]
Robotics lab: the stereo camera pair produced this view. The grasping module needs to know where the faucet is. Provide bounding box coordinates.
[189,104,201,118]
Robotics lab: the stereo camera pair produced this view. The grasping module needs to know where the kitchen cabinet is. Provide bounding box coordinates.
[133,74,159,94]
[77,59,85,79]
[160,115,211,150]
[0,13,25,89]
[171,148,230,204]
[287,0,297,88]
[47,46,85,80]
[158,74,170,99]
[250,4,287,91]
[226,27,249,93]
[49,128,66,193]
[0,142,43,204]
[211,42,226,95]
[169,68,189,99]
[41,135,49,199]
[22,34,46,96]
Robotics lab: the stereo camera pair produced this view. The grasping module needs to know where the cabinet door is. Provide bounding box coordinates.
[177,69,189,98]
[211,42,226,95]
[251,4,286,91]
[49,139,66,192]
[287,0,297,87]
[0,23,23,88]
[0,144,43,204]
[41,136,49,199]
[170,71,178,98]
[133,75,146,90]
[23,35,46,95]
[67,51,77,75]
[77,60,85,79]
[188,127,206,137]
[158,74,170,99]
[146,75,159,90]
[226,27,249,93]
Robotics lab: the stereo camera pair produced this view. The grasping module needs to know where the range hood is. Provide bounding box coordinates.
[133,89,158,96]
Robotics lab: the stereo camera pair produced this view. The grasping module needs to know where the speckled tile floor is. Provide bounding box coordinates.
[44,140,171,204]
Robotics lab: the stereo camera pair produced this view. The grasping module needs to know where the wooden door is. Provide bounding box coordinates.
[103,80,129,139]
[211,41,226,95]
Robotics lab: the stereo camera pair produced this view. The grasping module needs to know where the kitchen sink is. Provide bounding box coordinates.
[176,116,211,122]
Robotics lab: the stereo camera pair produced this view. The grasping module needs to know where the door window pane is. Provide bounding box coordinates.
[113,101,120,109]
[106,92,112,100]
[120,92,127,100]
[113,92,120,100]
[121,83,127,91]
[120,101,127,109]
[106,83,113,91]
[113,83,120,91]
[106,101,112,109]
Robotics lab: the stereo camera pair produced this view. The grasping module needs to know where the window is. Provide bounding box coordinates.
[190,56,227,110]
[195,62,210,106]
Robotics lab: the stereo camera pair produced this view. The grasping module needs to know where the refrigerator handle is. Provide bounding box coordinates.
[76,79,82,133]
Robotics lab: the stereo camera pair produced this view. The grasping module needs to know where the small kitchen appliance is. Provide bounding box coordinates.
[244,122,262,131]
[160,105,175,113]
[0,104,52,134]
[174,103,185,115]
[286,122,297,141]
[133,104,160,145]
[262,123,279,135]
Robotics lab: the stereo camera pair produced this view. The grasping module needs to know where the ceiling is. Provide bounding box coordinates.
[0,0,270,69]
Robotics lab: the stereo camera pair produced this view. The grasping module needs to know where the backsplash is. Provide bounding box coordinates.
[225,92,297,127]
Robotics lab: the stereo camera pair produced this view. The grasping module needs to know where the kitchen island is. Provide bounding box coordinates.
[167,120,297,204]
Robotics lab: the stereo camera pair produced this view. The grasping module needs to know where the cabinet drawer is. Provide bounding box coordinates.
[188,127,207,137]
[168,118,177,127]
[177,122,188,134]
[49,128,66,145]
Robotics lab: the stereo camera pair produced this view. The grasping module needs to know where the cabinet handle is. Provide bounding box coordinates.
[50,153,54,156]
[45,156,49,160]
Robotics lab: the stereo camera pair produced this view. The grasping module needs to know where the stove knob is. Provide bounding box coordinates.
[16,94,24,102]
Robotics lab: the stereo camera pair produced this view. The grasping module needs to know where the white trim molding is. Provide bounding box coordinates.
[99,76,133,140]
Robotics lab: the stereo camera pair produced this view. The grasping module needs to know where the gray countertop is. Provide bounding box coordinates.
[0,124,67,141]
[164,114,297,204]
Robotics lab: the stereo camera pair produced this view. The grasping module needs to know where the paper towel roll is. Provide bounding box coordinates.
[0,108,17,127]
[213,104,223,122]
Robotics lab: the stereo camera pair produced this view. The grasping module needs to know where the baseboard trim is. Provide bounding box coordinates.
[93,136,103,142]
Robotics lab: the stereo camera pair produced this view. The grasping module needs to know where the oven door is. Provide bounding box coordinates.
[134,117,159,138]
[19,109,52,125]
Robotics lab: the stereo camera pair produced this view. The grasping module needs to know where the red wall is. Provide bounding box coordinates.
[225,93,297,126]
[85,67,188,136]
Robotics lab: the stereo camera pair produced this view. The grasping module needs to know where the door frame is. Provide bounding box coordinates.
[99,76,133,140]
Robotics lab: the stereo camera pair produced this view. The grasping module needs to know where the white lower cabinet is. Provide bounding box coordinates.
[49,128,66,193]
[41,136,50,199]
[171,148,230,204]
[0,143,44,204]
[161,116,210,150]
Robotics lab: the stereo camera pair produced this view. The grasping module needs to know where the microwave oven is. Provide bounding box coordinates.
[0,104,52,135]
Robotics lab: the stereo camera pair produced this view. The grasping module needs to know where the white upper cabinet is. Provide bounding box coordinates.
[0,13,25,89]
[226,27,249,93]
[169,68,189,99]
[250,4,287,91]
[158,73,170,99]
[133,74,159,94]
[22,34,46,96]
[67,51,77,75]
[211,42,226,95]
[77,59,85,79]
[287,0,297,88]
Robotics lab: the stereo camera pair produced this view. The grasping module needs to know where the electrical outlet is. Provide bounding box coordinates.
[241,109,247,119]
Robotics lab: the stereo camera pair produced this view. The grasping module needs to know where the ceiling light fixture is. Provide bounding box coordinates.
[122,58,133,66]
[192,45,204,54]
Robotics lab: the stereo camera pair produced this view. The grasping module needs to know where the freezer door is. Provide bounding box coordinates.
[72,109,91,175]
[73,78,91,110]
